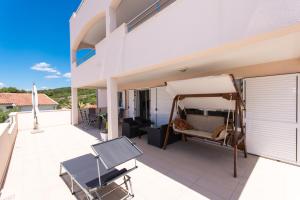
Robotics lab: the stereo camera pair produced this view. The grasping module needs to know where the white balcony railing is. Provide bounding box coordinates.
[127,0,176,31]
[0,113,18,189]
[76,49,96,66]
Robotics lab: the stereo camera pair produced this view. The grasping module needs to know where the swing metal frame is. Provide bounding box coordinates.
[162,74,247,177]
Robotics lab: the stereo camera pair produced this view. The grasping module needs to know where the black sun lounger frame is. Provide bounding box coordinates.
[59,136,143,200]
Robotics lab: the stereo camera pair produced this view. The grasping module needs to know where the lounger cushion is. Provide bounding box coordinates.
[86,168,127,188]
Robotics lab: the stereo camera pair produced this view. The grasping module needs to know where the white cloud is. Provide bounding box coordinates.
[0,82,4,88]
[63,72,71,79]
[41,86,48,89]
[31,62,71,81]
[31,62,60,74]
[45,75,60,79]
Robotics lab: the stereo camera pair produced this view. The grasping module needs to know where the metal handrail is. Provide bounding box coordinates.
[77,49,96,66]
[127,0,176,31]
[127,0,160,26]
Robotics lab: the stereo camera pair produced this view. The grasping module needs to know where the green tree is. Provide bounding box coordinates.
[0,87,27,93]
[0,107,19,123]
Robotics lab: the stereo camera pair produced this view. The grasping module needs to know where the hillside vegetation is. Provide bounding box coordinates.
[0,87,97,109]
[40,87,96,109]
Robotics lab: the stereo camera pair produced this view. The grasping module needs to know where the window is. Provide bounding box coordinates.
[6,106,13,109]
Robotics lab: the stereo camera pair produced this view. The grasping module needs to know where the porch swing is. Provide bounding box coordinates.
[172,94,234,143]
[162,74,247,177]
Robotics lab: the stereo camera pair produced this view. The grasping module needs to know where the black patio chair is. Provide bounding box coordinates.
[122,118,140,138]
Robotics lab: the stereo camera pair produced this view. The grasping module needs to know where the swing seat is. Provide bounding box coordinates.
[172,114,228,141]
[173,125,212,139]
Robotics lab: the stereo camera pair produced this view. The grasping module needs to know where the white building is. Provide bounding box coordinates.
[0,93,58,112]
[70,0,300,165]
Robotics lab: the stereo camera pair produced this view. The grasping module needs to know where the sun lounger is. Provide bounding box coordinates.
[60,137,143,200]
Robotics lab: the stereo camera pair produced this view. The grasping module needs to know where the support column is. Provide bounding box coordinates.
[71,87,78,125]
[106,6,117,36]
[107,78,119,139]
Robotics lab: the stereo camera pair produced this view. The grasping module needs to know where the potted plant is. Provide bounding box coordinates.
[99,112,108,141]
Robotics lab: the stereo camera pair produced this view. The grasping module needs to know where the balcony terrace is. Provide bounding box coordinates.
[1,111,300,200]
[71,0,300,90]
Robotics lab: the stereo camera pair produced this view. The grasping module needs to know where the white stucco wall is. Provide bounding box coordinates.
[19,105,57,112]
[0,105,56,112]
[17,110,71,131]
[97,89,107,108]
[123,0,300,72]
[0,105,12,112]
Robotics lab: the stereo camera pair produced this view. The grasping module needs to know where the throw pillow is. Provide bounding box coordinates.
[173,118,193,130]
[211,125,225,139]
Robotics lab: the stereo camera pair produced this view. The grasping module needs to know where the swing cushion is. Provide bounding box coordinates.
[186,115,224,132]
[173,127,213,139]
[173,118,193,130]
[173,115,226,140]
[211,125,226,139]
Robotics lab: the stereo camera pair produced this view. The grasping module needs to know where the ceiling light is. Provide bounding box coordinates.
[178,67,188,73]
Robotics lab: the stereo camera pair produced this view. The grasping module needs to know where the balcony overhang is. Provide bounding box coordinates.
[70,0,106,51]
[78,17,106,50]
[72,13,106,51]
[116,24,300,90]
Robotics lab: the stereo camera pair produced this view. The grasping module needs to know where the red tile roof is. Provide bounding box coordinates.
[0,93,58,106]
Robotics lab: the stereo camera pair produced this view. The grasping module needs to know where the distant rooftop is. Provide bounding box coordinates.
[0,93,58,106]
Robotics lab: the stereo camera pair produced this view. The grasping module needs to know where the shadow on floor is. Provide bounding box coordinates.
[60,173,131,200]
[75,124,102,140]
[134,136,258,200]
[75,123,123,141]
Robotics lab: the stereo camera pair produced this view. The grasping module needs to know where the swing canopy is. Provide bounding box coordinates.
[166,74,239,110]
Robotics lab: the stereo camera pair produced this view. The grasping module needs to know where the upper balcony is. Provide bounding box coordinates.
[71,37,108,88]
[70,0,106,52]
[71,0,300,89]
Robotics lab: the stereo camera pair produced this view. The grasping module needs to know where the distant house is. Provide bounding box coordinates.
[0,93,58,112]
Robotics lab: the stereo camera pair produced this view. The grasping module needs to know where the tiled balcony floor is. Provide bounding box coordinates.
[1,125,300,200]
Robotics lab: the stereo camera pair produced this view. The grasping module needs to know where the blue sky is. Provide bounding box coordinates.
[0,0,81,90]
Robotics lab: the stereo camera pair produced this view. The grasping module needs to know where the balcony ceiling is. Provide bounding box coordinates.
[117,26,300,89]
[78,18,106,49]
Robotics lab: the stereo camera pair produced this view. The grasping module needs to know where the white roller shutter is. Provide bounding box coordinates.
[245,74,298,163]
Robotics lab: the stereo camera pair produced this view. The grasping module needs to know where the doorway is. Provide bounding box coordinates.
[135,90,150,120]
